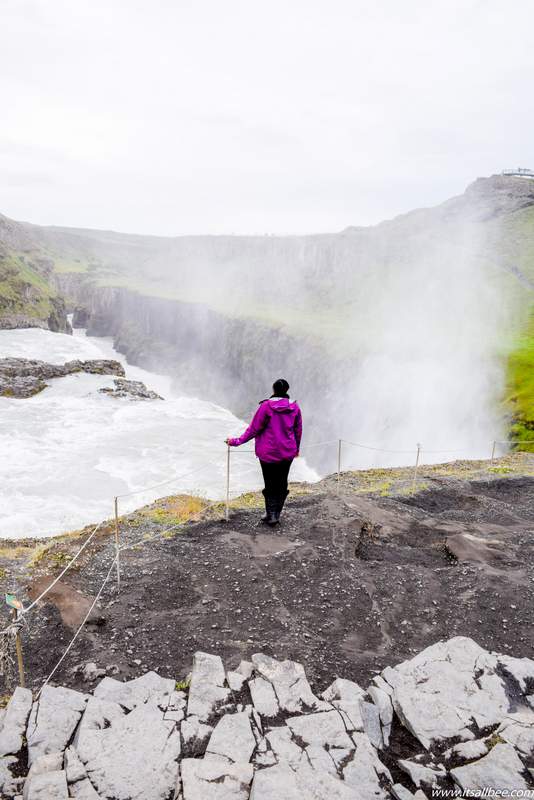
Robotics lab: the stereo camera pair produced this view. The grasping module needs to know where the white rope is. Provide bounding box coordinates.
[22,521,104,617]
[120,497,222,552]
[39,555,118,693]
[223,439,337,455]
[495,439,534,445]
[301,440,339,450]
[421,447,470,454]
[341,439,415,454]
[229,449,255,454]
[115,459,219,499]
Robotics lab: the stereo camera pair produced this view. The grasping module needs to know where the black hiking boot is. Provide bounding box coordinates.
[274,489,290,522]
[261,491,279,526]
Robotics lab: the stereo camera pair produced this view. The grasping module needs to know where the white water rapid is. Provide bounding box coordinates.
[0,328,319,539]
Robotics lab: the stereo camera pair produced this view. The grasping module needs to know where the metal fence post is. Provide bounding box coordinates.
[12,609,25,688]
[412,443,422,492]
[491,440,497,461]
[337,439,342,489]
[225,445,231,522]
[114,497,121,590]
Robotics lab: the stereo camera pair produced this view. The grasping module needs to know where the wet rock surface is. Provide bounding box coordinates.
[0,638,532,798]
[0,358,125,397]
[98,378,163,401]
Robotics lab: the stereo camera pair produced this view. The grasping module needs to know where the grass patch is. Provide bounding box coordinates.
[145,495,209,526]
[27,542,75,571]
[175,677,190,692]
[27,542,54,569]
[0,544,34,560]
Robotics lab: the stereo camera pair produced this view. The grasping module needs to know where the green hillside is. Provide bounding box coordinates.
[505,309,534,449]
[0,248,68,330]
[491,206,534,449]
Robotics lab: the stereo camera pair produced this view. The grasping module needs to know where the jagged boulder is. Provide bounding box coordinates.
[379,637,511,748]
[98,378,163,401]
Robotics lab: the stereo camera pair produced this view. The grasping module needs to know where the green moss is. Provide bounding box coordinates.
[505,309,534,451]
[486,733,505,750]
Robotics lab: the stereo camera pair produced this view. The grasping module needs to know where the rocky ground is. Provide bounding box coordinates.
[0,454,533,796]
[0,453,532,694]
[0,636,533,798]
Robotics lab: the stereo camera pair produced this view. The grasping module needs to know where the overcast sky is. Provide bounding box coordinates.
[1,0,532,235]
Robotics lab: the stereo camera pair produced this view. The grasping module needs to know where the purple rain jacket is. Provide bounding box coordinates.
[228,397,303,463]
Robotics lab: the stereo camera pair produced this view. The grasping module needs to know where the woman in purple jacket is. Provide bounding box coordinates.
[226,378,302,526]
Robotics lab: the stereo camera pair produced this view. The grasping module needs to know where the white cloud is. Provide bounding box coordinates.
[0,0,533,233]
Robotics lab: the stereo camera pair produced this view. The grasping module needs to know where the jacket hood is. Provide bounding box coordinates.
[268,397,297,413]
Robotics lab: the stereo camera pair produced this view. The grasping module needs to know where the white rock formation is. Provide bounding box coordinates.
[450,743,530,790]
[26,686,88,765]
[251,654,329,714]
[181,756,253,799]
[381,637,511,748]
[187,652,231,722]
[0,688,33,758]
[0,637,531,799]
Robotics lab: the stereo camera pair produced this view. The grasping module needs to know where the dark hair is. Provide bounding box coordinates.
[271,378,290,398]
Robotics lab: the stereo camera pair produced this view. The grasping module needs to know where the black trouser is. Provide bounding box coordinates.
[260,459,293,499]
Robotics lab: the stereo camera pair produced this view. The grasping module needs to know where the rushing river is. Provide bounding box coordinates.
[0,328,318,539]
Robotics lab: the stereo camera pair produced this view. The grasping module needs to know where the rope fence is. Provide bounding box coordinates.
[38,554,118,694]
[21,521,104,618]
[2,432,533,690]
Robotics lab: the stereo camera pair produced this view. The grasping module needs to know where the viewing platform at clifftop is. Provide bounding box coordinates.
[502,167,534,178]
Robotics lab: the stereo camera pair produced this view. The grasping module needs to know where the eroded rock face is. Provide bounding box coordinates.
[1,638,533,799]
[0,358,125,398]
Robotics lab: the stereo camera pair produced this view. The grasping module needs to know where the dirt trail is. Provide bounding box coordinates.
[1,457,534,694]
